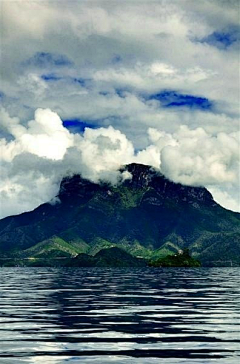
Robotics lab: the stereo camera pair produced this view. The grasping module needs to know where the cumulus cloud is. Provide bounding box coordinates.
[0,108,74,161]
[0,1,239,216]
[0,108,135,217]
[0,108,239,218]
[75,126,134,182]
[154,126,239,187]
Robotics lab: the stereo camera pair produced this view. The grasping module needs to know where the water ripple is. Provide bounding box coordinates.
[0,267,239,363]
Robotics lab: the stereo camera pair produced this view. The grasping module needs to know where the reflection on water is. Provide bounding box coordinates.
[0,267,239,363]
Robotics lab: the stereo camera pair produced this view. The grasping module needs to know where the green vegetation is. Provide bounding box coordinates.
[112,185,148,208]
[87,237,115,255]
[23,236,80,258]
[0,247,146,267]
[149,249,201,267]
[93,247,146,267]
[0,163,239,266]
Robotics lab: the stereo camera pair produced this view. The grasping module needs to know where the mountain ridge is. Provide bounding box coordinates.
[0,163,239,266]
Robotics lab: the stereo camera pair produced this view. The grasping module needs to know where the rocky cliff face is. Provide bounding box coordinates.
[0,163,239,265]
[59,163,215,206]
[123,163,215,204]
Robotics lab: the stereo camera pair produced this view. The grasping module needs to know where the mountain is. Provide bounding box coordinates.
[0,163,239,266]
[0,246,146,268]
[68,247,146,268]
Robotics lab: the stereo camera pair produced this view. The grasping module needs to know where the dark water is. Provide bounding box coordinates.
[0,268,239,363]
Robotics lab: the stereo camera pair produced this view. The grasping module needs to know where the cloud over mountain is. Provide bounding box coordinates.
[0,108,239,218]
[0,0,239,217]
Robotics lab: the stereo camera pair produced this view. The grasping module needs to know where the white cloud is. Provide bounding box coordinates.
[207,185,240,213]
[76,126,134,182]
[0,109,136,217]
[135,125,240,212]
[0,1,239,216]
[0,108,74,161]
[17,73,48,99]
[158,126,239,187]
[0,108,239,218]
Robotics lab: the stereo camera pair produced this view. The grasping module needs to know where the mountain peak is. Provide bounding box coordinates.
[58,163,214,204]
[0,163,239,266]
[121,163,214,205]
[58,174,101,202]
[122,163,157,188]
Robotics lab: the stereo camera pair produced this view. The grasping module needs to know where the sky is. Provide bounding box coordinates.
[0,0,239,218]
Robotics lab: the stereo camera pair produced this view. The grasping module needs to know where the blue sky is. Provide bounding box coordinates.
[148,91,213,110]
[0,0,239,217]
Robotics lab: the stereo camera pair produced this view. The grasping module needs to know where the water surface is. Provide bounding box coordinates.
[0,267,239,363]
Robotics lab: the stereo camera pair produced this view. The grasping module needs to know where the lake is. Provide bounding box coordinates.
[0,267,239,363]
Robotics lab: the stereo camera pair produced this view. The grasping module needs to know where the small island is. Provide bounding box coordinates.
[149,249,201,267]
[0,247,201,268]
